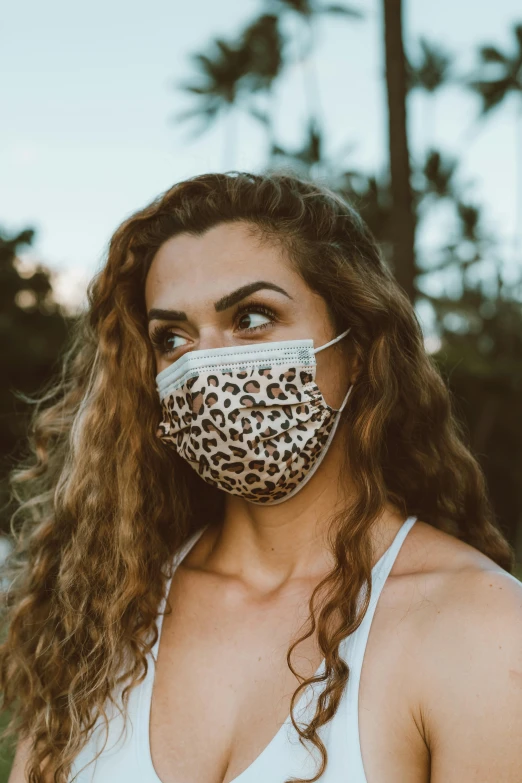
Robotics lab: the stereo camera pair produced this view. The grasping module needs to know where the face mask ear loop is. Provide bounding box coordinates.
[261,380,354,506]
[314,326,352,354]
[336,382,354,414]
[314,326,353,413]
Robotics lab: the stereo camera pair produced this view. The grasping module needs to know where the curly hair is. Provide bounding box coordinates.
[0,170,514,783]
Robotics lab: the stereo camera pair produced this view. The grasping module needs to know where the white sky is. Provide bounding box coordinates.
[1,0,521,316]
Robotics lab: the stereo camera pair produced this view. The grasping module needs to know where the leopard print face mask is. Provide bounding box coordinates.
[155,327,352,505]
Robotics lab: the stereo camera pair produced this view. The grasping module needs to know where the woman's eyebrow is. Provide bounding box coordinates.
[147,308,187,322]
[213,281,292,312]
[147,281,292,323]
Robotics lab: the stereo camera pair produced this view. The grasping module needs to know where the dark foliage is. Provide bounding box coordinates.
[0,228,73,532]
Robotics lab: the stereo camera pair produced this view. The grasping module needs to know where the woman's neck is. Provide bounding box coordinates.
[188,438,404,595]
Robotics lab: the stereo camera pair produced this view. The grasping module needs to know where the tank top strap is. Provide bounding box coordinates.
[337,516,418,783]
[368,514,417,610]
[151,524,209,663]
[344,514,418,673]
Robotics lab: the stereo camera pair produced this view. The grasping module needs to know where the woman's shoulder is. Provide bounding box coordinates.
[396,518,522,639]
[394,519,522,777]
[385,518,522,707]
[395,523,522,781]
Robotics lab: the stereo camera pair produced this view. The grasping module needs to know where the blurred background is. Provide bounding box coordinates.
[1,0,522,773]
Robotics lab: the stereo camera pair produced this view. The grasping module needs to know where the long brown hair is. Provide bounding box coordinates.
[0,171,513,782]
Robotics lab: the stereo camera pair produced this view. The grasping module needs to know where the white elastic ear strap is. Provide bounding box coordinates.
[337,381,353,413]
[314,326,352,354]
[314,325,353,414]
[259,382,353,506]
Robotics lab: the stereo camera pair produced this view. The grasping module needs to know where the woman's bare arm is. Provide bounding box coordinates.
[8,737,54,783]
[8,737,31,783]
[423,570,522,781]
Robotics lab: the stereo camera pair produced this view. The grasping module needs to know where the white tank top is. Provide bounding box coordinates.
[70,515,417,783]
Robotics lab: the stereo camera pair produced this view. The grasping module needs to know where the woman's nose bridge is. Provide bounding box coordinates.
[194,323,231,352]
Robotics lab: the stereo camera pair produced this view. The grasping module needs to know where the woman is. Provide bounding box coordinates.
[1,171,521,783]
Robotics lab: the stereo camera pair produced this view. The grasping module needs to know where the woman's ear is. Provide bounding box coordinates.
[348,349,362,386]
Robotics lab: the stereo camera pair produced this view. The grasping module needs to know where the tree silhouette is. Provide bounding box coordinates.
[0,227,72,532]
[172,3,363,170]
[428,200,522,552]
[418,149,458,201]
[382,0,416,301]
[265,0,364,139]
[468,22,522,263]
[407,37,453,93]
[470,23,522,112]
[406,37,453,148]
[172,15,284,168]
[265,0,361,15]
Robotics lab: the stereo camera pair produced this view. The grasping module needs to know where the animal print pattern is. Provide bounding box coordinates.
[157,364,338,503]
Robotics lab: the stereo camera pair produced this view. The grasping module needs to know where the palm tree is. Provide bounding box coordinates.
[236,14,286,159]
[266,0,364,141]
[382,0,416,301]
[266,116,324,180]
[419,149,458,201]
[468,23,522,265]
[172,15,284,168]
[173,2,363,170]
[406,37,453,150]
[0,227,71,534]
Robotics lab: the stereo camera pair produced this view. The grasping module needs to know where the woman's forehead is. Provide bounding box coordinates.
[144,225,305,309]
[149,223,286,274]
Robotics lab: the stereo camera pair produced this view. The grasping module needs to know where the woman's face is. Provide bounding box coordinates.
[144,221,355,409]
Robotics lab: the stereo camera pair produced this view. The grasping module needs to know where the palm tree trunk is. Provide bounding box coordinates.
[382,0,416,301]
[516,93,522,267]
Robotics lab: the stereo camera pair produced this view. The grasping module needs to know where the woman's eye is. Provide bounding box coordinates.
[167,334,189,351]
[237,311,272,331]
[150,327,189,356]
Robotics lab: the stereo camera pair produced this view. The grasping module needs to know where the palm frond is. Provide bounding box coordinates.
[457,202,481,242]
[268,0,312,16]
[246,106,271,126]
[479,46,508,64]
[318,4,364,18]
[470,23,522,107]
[407,37,452,92]
[239,14,285,91]
[469,76,514,113]
[168,107,219,142]
[267,0,363,19]
[191,52,216,75]
[171,102,220,126]
[179,84,214,96]
[515,24,522,55]
[423,150,458,198]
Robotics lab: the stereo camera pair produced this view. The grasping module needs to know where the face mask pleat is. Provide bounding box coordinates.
[156,339,316,399]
